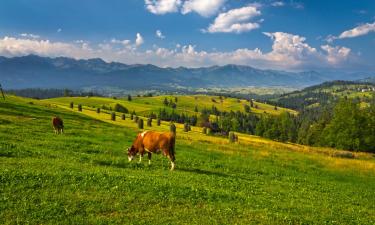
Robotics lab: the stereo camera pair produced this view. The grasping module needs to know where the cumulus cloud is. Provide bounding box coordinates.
[181,0,226,17]
[205,6,261,33]
[321,45,351,64]
[145,0,181,15]
[156,30,165,39]
[135,33,144,47]
[0,32,352,70]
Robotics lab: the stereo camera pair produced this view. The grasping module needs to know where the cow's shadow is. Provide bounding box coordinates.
[177,167,230,178]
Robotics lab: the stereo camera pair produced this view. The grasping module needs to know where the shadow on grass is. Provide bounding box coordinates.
[93,159,149,170]
[177,167,253,182]
[92,159,254,181]
[177,167,231,178]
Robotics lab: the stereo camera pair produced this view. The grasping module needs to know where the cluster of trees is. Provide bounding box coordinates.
[197,107,258,135]
[297,99,375,152]
[269,92,333,110]
[270,81,375,110]
[163,97,177,109]
[157,108,197,126]
[192,97,374,152]
[256,99,375,152]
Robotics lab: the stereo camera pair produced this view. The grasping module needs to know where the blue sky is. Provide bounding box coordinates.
[0,0,374,72]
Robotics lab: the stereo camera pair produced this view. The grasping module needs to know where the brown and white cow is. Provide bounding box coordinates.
[52,117,64,134]
[127,131,176,170]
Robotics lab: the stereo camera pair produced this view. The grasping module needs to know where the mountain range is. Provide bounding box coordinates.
[0,55,373,90]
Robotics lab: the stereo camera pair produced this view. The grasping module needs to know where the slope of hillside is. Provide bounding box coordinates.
[271,80,375,110]
[1,95,374,224]
[44,95,297,117]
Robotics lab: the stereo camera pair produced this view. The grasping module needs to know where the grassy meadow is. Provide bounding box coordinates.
[45,95,296,117]
[1,95,375,224]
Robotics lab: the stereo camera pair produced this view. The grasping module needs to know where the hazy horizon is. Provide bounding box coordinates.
[0,0,374,73]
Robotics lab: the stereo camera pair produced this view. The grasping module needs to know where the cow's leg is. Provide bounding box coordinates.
[167,155,175,171]
[147,152,152,165]
[138,153,143,163]
[170,160,175,171]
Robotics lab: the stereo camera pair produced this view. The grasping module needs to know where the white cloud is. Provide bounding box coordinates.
[205,6,261,33]
[326,21,375,42]
[338,21,375,39]
[0,32,353,70]
[145,0,181,15]
[156,30,165,39]
[261,32,321,68]
[181,0,226,17]
[271,1,285,7]
[135,33,144,47]
[111,38,131,46]
[57,28,62,33]
[20,33,40,39]
[0,36,92,58]
[321,45,351,64]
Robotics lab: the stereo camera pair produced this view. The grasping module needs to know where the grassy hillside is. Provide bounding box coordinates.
[46,95,296,117]
[1,95,375,224]
[272,81,375,110]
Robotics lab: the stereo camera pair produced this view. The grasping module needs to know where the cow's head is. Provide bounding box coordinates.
[127,145,137,161]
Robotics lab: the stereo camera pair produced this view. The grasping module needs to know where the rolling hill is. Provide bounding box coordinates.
[270,80,375,110]
[1,95,374,224]
[44,95,296,117]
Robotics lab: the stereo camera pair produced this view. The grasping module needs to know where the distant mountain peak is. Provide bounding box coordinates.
[0,55,373,90]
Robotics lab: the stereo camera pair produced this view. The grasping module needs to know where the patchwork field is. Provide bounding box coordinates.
[1,95,374,224]
[45,95,296,117]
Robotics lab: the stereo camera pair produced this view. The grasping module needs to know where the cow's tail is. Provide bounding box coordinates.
[170,133,176,162]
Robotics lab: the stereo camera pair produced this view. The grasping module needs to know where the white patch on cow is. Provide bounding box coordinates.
[145,148,151,152]
[139,155,142,163]
[141,131,148,138]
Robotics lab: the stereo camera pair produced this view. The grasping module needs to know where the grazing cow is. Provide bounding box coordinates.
[52,117,64,134]
[128,131,176,170]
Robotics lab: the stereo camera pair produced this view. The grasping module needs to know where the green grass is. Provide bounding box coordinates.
[45,95,296,117]
[1,96,375,224]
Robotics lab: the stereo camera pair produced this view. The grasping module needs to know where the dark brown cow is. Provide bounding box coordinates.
[128,131,176,170]
[52,117,64,134]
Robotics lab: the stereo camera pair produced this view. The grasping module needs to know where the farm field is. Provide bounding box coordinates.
[1,95,375,224]
[45,95,296,117]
